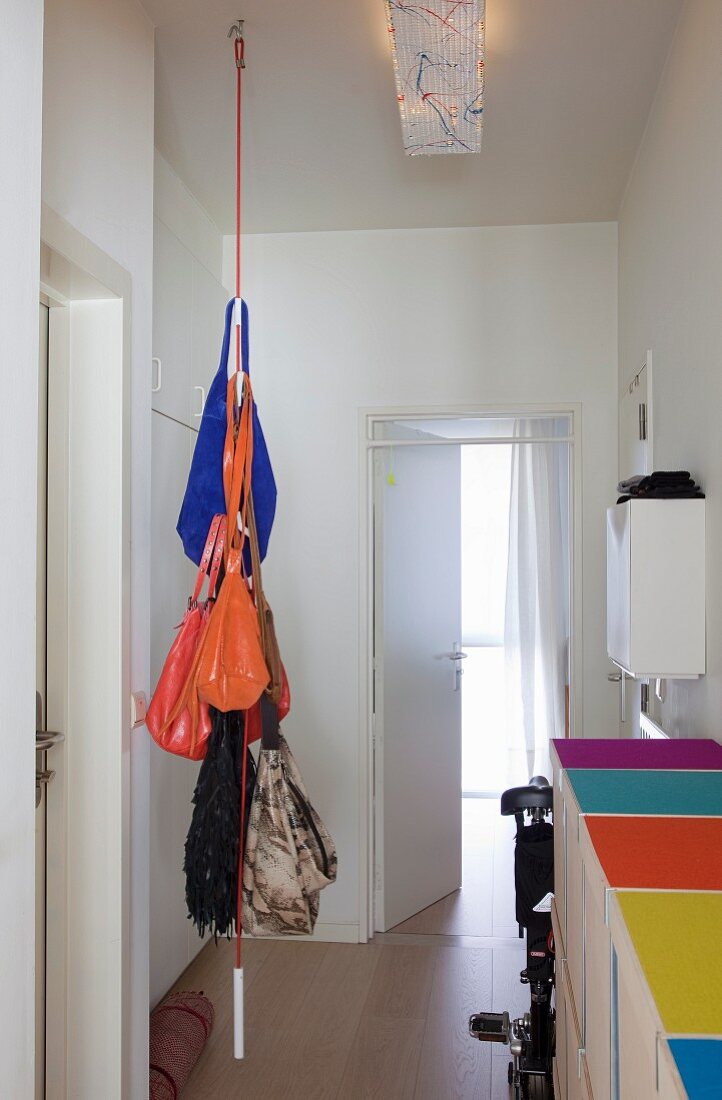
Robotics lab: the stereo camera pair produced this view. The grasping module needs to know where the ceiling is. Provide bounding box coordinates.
[145,0,682,235]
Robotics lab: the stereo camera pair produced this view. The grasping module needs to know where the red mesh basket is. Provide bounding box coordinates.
[149,991,215,1099]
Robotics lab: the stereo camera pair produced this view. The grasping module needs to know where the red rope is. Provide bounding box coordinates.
[236,716,249,969]
[234,34,244,377]
[233,29,247,972]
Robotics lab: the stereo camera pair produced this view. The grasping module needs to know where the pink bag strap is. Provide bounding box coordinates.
[191,514,223,606]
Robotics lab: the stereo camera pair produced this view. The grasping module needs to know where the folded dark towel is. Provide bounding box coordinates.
[617,475,645,493]
[646,470,692,487]
[617,470,694,494]
[617,488,705,503]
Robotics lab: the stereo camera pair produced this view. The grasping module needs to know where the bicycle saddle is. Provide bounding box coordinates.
[500,779,553,816]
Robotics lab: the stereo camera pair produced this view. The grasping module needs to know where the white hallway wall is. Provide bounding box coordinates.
[150,151,226,1007]
[0,3,43,1095]
[223,222,619,930]
[619,0,722,743]
[42,0,154,1095]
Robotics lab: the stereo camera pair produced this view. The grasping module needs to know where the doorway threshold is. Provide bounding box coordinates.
[374,931,524,950]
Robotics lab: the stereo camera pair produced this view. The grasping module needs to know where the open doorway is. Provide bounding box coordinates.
[38,208,133,1096]
[366,410,576,939]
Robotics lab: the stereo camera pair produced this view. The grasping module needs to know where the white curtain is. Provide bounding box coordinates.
[504,419,569,784]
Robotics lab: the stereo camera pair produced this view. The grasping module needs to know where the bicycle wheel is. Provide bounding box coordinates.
[522,1074,552,1100]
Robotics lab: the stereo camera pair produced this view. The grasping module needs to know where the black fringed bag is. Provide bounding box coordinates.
[184,708,256,939]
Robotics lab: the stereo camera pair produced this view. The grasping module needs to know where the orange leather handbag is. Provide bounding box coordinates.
[146,513,226,760]
[196,373,269,714]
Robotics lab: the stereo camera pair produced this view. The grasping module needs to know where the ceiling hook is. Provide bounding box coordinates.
[228,19,246,67]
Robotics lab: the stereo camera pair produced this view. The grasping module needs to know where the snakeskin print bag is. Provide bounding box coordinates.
[243,699,337,935]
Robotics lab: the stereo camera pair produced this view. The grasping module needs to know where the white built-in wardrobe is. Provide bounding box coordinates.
[150,171,227,1007]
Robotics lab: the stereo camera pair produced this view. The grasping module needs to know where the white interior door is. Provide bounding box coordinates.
[376,442,463,932]
[36,304,49,1100]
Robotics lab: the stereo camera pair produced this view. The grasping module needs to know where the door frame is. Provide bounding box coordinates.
[40,204,132,1097]
[358,404,583,941]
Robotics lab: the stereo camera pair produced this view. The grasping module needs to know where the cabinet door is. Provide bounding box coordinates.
[610,899,659,1100]
[553,777,567,954]
[152,220,193,426]
[584,869,611,1100]
[606,504,631,671]
[149,409,199,1006]
[564,777,585,1032]
[190,259,228,422]
[554,961,568,1100]
[565,969,584,1100]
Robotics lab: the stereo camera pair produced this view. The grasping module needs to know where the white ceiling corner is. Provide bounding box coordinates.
[143,0,683,235]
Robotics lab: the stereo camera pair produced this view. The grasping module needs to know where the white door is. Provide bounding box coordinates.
[36,304,49,1100]
[376,442,463,932]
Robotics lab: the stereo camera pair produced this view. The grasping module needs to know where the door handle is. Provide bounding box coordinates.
[36,730,65,750]
[449,643,467,691]
[152,357,162,393]
[194,385,206,420]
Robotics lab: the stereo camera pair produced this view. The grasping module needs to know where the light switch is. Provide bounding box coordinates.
[131,691,148,727]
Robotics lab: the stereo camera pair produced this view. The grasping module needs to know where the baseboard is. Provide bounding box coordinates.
[245,921,360,944]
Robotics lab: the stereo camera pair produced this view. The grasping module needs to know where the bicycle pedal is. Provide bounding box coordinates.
[468,1010,511,1044]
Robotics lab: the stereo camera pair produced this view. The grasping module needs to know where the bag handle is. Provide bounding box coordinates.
[259,695,280,751]
[246,492,267,652]
[206,515,227,599]
[190,514,223,606]
[223,373,254,568]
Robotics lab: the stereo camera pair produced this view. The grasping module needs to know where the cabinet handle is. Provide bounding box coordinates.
[152,357,162,393]
[194,386,206,420]
[608,670,626,723]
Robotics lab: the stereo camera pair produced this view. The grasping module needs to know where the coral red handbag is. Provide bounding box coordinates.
[146,514,226,760]
[195,374,269,716]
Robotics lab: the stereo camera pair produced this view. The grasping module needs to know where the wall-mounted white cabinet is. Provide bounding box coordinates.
[153,218,228,428]
[149,410,199,1007]
[190,257,228,421]
[152,220,192,425]
[150,208,227,1005]
[607,498,705,678]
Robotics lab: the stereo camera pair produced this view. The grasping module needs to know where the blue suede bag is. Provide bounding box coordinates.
[177,298,277,567]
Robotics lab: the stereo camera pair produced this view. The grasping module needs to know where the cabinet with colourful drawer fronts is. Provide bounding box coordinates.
[550,738,722,1100]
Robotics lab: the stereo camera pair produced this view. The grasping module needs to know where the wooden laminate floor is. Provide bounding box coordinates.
[390,799,518,938]
[170,934,527,1099]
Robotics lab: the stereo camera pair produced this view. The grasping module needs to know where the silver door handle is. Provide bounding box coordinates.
[447,651,468,661]
[36,730,65,750]
[194,385,206,419]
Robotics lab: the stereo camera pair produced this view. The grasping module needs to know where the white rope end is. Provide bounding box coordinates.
[233,966,244,1060]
